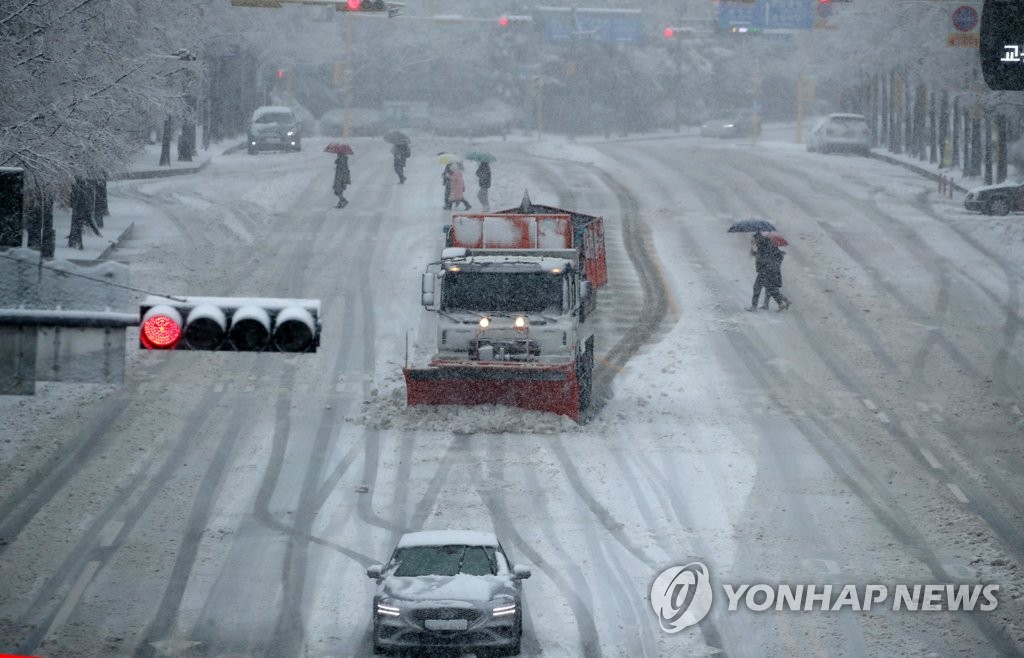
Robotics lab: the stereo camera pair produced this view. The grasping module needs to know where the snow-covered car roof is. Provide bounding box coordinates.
[251,105,294,120]
[967,180,1024,194]
[823,113,867,120]
[397,530,499,548]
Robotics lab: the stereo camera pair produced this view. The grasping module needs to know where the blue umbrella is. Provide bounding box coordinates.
[727,218,776,233]
[464,151,496,163]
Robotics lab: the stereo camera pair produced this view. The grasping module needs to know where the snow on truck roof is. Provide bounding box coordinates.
[397,530,499,548]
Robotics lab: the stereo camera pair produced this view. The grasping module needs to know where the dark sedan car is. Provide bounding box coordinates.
[963,180,1024,216]
[367,530,530,656]
[700,108,755,138]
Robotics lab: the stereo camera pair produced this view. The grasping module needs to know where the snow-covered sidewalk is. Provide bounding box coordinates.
[50,141,224,262]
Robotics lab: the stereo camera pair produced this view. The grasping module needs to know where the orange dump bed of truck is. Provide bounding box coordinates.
[449,209,608,287]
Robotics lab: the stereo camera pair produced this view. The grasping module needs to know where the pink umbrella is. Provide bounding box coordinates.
[324,142,353,155]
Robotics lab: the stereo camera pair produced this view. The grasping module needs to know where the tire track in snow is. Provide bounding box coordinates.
[479,437,601,658]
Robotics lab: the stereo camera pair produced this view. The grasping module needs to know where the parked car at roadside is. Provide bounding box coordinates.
[806,113,872,155]
[247,105,301,154]
[700,108,755,138]
[963,180,1024,216]
[367,530,530,656]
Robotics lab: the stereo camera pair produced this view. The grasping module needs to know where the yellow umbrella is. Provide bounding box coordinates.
[437,152,459,165]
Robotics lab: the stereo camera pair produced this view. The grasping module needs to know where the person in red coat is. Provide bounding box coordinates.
[444,162,471,210]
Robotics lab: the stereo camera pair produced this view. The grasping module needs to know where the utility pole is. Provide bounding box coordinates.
[343,11,353,138]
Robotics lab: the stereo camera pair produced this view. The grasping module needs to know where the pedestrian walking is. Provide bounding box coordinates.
[445,162,471,210]
[392,142,410,184]
[748,232,791,311]
[333,153,350,208]
[475,161,491,211]
[442,163,453,209]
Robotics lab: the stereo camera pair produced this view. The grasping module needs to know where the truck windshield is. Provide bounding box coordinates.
[441,272,563,313]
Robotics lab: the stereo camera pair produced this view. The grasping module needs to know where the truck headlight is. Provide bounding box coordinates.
[479,317,490,329]
[514,316,526,328]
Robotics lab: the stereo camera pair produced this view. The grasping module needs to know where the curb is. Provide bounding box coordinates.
[96,221,135,261]
[110,158,211,182]
[868,151,969,194]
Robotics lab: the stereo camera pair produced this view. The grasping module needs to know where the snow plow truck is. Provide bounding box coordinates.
[403,194,608,422]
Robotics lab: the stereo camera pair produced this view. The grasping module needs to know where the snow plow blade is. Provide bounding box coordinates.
[404,361,580,422]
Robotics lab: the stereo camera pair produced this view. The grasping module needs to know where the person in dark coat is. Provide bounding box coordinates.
[333,154,350,208]
[392,142,410,184]
[748,232,791,311]
[475,161,491,211]
[442,163,453,209]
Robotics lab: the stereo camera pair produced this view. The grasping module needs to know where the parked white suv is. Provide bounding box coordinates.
[806,113,872,155]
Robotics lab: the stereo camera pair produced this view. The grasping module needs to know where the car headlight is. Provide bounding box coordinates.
[492,602,517,617]
[376,601,400,617]
[286,130,295,137]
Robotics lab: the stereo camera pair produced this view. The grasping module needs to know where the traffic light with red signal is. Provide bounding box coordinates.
[139,296,321,352]
[498,15,532,27]
[340,0,390,11]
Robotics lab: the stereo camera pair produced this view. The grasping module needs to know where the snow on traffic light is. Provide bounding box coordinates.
[139,296,321,352]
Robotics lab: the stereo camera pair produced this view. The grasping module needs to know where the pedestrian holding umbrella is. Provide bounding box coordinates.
[331,151,352,208]
[474,160,492,211]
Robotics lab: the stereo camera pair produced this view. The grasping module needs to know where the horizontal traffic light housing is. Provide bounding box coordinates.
[139,296,321,352]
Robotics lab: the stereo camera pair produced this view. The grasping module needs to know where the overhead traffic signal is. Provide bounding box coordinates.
[498,15,532,27]
[139,296,321,352]
[339,0,390,11]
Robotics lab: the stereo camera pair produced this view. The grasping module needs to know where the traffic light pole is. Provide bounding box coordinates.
[343,12,353,139]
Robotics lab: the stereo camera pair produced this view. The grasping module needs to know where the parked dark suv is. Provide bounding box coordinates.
[247,106,301,154]
[963,180,1024,216]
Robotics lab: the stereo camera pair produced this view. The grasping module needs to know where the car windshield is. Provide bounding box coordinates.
[392,545,499,577]
[441,271,563,313]
[254,113,293,124]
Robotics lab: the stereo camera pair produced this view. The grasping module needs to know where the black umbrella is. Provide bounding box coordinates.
[727,218,777,233]
[383,130,410,145]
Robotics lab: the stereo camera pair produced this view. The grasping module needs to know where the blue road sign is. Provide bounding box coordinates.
[717,0,814,32]
[535,7,643,43]
[951,5,979,32]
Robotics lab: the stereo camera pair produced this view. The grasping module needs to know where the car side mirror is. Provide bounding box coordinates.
[367,564,383,579]
[512,565,531,580]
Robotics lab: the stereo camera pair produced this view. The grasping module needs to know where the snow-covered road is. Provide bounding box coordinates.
[1,131,1022,657]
